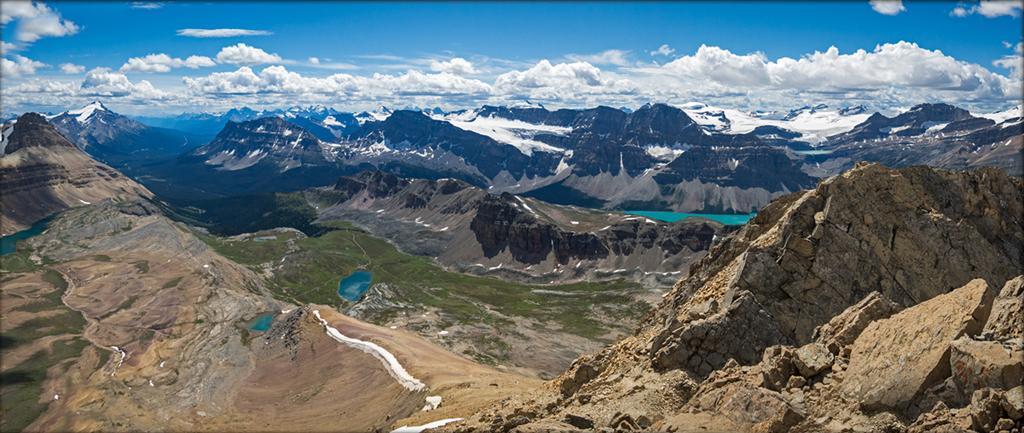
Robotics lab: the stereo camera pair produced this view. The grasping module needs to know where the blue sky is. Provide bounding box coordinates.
[1,1,1022,115]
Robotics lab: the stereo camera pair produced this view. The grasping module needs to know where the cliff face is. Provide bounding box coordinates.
[0,113,152,234]
[318,171,727,286]
[451,163,1024,433]
[470,192,717,266]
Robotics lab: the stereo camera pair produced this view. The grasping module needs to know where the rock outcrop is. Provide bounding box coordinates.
[811,291,900,356]
[647,163,1021,376]
[983,276,1024,340]
[841,279,995,412]
[448,163,1024,433]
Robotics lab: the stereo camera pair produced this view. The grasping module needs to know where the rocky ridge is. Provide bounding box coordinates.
[447,163,1024,433]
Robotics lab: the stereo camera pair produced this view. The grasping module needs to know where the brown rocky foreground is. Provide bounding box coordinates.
[445,163,1024,433]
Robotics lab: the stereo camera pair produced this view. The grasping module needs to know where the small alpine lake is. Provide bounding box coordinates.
[625,210,756,226]
[1,216,54,256]
[248,313,275,332]
[338,270,373,302]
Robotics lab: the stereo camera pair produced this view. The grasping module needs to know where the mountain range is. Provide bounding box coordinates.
[113,100,1018,211]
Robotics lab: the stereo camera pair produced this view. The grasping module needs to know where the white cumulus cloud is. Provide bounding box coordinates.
[429,57,477,75]
[627,42,1020,107]
[493,60,636,102]
[976,0,1023,17]
[1,0,79,43]
[993,41,1023,79]
[59,63,85,74]
[120,53,216,73]
[0,41,16,55]
[1,54,46,77]
[80,67,169,99]
[183,65,491,99]
[870,0,906,15]
[177,28,273,38]
[650,44,676,57]
[215,43,283,65]
[950,1,1022,17]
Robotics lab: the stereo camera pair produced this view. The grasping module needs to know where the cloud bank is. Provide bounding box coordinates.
[3,41,1021,114]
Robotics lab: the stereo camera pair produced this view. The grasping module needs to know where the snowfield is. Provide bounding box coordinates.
[390,418,463,433]
[681,102,871,144]
[436,111,571,156]
[977,105,1022,124]
[312,310,427,392]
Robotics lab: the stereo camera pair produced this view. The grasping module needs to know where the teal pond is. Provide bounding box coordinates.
[338,270,373,302]
[625,210,755,226]
[248,313,274,332]
[1,216,54,256]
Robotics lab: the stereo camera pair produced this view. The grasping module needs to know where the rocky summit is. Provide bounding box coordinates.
[449,163,1024,433]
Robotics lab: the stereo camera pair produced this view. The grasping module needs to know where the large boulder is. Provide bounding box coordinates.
[813,291,900,355]
[760,345,797,391]
[982,276,1024,340]
[691,379,804,431]
[1003,386,1024,421]
[842,279,997,412]
[950,338,1024,398]
[793,343,834,378]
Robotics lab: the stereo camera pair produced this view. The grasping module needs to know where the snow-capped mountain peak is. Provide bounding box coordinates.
[66,101,110,123]
[355,106,393,125]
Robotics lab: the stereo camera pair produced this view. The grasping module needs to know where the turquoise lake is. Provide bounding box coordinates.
[1,216,54,256]
[338,270,373,302]
[626,210,756,226]
[248,313,274,332]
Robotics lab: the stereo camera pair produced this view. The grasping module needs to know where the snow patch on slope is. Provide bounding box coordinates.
[978,105,1022,124]
[0,123,14,155]
[391,418,463,433]
[67,101,108,123]
[438,112,570,156]
[312,310,426,392]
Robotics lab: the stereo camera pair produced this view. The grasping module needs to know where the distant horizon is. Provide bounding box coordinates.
[4,98,1021,121]
[2,1,1022,115]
